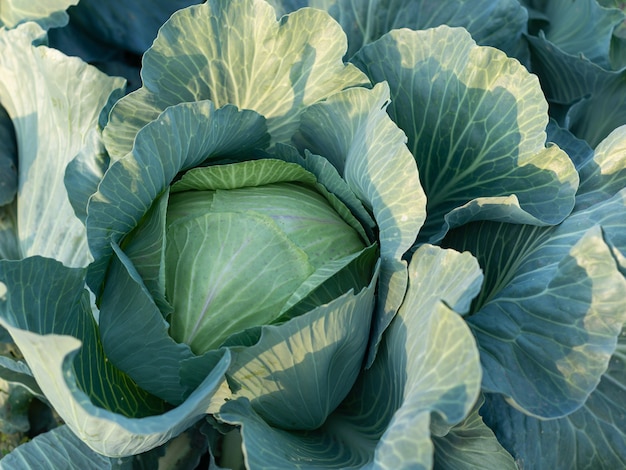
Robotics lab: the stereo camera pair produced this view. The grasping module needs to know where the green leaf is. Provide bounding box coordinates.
[524,0,624,69]
[526,28,626,148]
[271,145,377,240]
[52,0,202,55]
[294,82,426,365]
[0,355,42,399]
[171,159,317,193]
[353,26,578,243]
[432,396,518,470]
[0,426,113,470]
[267,0,527,60]
[0,319,231,458]
[482,325,625,469]
[86,100,269,293]
[0,0,78,29]
[446,191,626,417]
[225,269,377,431]
[0,257,166,419]
[98,242,196,405]
[278,244,378,321]
[0,22,125,267]
[166,211,314,355]
[118,192,171,315]
[444,195,626,418]
[444,121,626,418]
[64,128,111,225]
[102,0,368,159]
[566,72,626,147]
[219,245,483,468]
[0,256,232,457]
[576,125,626,209]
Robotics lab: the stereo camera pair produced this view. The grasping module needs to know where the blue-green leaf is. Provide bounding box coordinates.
[86,101,269,293]
[54,0,202,55]
[0,426,113,470]
[219,245,483,468]
[102,0,368,159]
[226,267,377,431]
[266,0,527,60]
[294,82,425,365]
[0,256,231,457]
[98,241,196,405]
[353,26,578,244]
[64,129,110,225]
[442,124,626,417]
[481,324,625,470]
[432,396,517,470]
[524,0,624,69]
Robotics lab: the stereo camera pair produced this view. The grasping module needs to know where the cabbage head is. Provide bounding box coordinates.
[0,0,426,460]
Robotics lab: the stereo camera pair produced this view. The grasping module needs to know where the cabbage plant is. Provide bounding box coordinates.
[0,0,625,469]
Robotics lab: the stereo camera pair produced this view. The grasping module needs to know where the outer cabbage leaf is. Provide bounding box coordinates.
[522,1,626,146]
[86,100,269,293]
[525,31,626,148]
[54,0,202,56]
[565,68,626,148]
[0,22,125,267]
[0,425,113,470]
[353,26,578,244]
[102,0,369,159]
[432,396,517,470]
[0,256,231,458]
[293,82,425,364]
[219,245,483,469]
[0,0,78,29]
[481,325,625,469]
[442,126,626,418]
[524,0,624,68]
[225,265,377,431]
[266,0,527,60]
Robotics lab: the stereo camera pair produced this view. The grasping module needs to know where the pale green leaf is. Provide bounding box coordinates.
[102,0,368,159]
[294,82,426,365]
[353,26,578,243]
[0,22,124,267]
[166,211,313,355]
[432,396,518,470]
[226,270,377,431]
[86,101,268,293]
[219,245,483,468]
[0,0,78,29]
